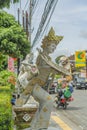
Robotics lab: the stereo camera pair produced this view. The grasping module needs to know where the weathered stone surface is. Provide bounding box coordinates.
[13,105,38,129]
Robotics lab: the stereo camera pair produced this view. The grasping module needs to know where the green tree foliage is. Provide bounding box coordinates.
[0,53,8,71]
[55,55,65,64]
[0,86,13,130]
[0,0,19,9]
[0,70,16,90]
[0,11,30,58]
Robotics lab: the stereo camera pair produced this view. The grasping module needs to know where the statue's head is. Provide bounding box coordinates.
[59,56,71,72]
[59,56,68,65]
[21,53,34,65]
[41,27,63,54]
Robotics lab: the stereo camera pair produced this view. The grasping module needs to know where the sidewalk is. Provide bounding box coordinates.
[23,114,62,130]
[14,97,62,130]
[24,127,60,130]
[14,113,62,130]
[48,127,60,130]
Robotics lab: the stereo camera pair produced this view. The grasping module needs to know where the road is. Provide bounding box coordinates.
[19,88,87,130]
[51,88,87,130]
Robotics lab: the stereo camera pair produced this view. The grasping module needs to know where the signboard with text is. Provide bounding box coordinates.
[8,57,14,72]
[75,51,86,67]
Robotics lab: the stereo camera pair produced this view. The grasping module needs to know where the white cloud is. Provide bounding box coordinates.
[4,0,87,55]
[79,30,87,39]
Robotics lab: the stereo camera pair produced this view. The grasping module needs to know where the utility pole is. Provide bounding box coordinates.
[22,10,25,30]
[29,0,32,46]
[17,8,20,75]
[26,11,29,39]
[18,8,20,24]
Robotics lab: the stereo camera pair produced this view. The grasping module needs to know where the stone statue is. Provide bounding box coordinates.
[59,56,71,71]
[16,27,71,130]
[15,53,38,97]
[58,56,72,81]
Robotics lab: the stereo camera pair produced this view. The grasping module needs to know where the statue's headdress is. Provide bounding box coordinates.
[41,27,63,49]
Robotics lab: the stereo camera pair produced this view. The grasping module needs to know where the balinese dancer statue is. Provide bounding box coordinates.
[16,27,71,130]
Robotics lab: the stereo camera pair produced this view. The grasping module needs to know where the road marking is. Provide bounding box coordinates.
[51,115,72,130]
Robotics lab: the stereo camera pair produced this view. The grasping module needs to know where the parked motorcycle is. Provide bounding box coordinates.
[54,89,74,109]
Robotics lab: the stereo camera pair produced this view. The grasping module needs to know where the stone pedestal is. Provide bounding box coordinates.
[13,104,38,129]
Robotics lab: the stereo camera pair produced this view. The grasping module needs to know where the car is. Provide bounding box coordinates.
[75,77,87,89]
[85,81,87,89]
[69,80,76,87]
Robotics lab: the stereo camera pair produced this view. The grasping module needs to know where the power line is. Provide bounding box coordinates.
[20,0,21,10]
[28,0,39,43]
[32,0,59,48]
[23,0,39,15]
[23,0,29,11]
[35,0,59,46]
[32,0,39,16]
[32,0,54,47]
[21,0,39,44]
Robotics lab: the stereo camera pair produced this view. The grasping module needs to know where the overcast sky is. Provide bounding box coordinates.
[4,0,87,59]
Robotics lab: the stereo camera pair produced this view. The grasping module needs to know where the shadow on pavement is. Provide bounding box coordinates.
[64,106,84,111]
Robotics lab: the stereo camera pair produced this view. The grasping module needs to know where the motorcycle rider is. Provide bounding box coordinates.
[58,80,68,100]
[56,80,73,105]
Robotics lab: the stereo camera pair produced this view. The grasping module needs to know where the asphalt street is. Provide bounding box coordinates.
[15,88,87,130]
